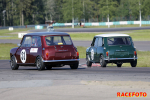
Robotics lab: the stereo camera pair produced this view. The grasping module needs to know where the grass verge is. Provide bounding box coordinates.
[1,43,150,67]
[0,28,150,41]
[0,43,17,60]
[0,28,34,40]
[69,29,150,41]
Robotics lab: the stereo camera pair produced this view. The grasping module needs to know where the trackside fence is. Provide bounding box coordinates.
[0,21,150,30]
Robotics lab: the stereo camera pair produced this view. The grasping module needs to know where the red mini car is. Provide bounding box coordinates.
[10,32,79,70]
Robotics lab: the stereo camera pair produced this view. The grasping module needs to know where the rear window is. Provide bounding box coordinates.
[107,37,131,45]
[45,36,72,46]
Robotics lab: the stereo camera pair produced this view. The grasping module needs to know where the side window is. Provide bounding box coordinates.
[98,38,102,46]
[94,38,98,47]
[21,36,31,47]
[32,36,42,47]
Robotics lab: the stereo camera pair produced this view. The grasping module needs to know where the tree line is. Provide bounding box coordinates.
[0,0,150,26]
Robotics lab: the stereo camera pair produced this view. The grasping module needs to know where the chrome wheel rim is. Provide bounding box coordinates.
[100,57,103,65]
[11,58,14,68]
[86,55,90,65]
[36,59,41,69]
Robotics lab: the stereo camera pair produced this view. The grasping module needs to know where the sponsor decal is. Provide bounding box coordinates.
[91,49,94,60]
[117,92,147,97]
[30,48,38,53]
[20,49,26,63]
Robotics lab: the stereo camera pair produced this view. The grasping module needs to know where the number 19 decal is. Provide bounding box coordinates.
[20,49,26,63]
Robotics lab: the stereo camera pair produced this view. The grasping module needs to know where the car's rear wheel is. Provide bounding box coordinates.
[10,56,19,70]
[117,64,122,67]
[70,62,79,69]
[130,60,137,67]
[86,55,92,67]
[36,56,45,71]
[100,55,106,67]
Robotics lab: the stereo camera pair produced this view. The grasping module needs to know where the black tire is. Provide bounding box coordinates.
[70,62,79,69]
[46,66,52,70]
[130,60,137,67]
[117,64,122,67]
[86,55,92,67]
[36,56,45,71]
[10,56,19,70]
[100,55,106,67]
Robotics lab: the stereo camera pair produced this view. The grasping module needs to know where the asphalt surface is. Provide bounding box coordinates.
[0,59,150,82]
[29,27,150,32]
[1,39,150,51]
[0,60,150,100]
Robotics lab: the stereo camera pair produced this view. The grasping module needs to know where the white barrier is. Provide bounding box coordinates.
[9,27,13,31]
[18,33,27,38]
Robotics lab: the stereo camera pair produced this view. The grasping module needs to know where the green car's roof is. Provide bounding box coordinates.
[95,34,130,37]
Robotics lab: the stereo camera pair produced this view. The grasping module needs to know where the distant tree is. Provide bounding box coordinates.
[98,0,118,21]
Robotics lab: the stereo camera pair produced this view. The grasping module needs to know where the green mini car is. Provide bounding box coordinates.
[86,34,137,67]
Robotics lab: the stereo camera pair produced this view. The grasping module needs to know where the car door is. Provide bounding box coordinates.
[30,36,42,63]
[96,37,104,62]
[16,36,31,64]
[89,37,98,62]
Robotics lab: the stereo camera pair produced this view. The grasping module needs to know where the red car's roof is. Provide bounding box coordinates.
[25,32,69,36]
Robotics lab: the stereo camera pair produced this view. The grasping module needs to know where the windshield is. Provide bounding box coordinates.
[107,37,131,45]
[45,36,72,46]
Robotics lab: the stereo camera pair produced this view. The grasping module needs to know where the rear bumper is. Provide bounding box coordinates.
[104,58,137,60]
[42,59,80,62]
[104,57,137,63]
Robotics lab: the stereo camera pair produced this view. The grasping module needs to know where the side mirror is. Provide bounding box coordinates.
[17,44,21,47]
[102,44,104,46]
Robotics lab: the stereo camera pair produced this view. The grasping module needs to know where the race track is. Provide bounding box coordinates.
[0,28,150,100]
[0,60,150,100]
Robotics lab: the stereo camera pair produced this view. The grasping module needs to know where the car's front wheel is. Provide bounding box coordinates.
[100,55,106,67]
[36,56,45,71]
[130,60,137,67]
[10,56,19,70]
[86,55,92,67]
[70,62,79,69]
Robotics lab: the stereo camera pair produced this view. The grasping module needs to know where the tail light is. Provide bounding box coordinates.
[106,52,109,56]
[134,51,137,55]
[76,52,79,56]
[46,52,49,58]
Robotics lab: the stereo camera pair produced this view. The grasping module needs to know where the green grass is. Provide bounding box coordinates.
[0,28,34,40]
[69,29,150,41]
[0,27,150,41]
[127,30,150,41]
[0,43,18,60]
[0,43,150,67]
